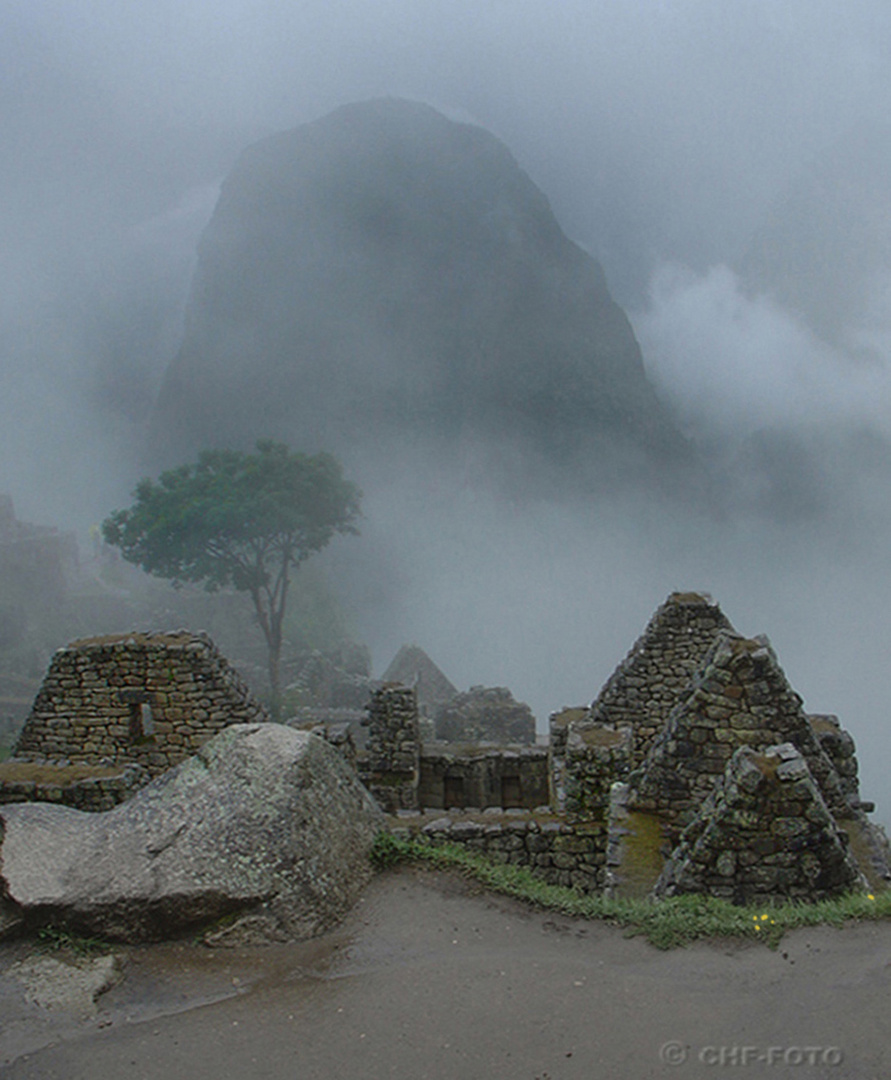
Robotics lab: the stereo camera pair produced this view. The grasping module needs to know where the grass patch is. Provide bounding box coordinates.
[370,832,891,949]
[35,925,111,956]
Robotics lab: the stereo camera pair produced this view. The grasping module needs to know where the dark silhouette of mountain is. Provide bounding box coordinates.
[150,99,689,494]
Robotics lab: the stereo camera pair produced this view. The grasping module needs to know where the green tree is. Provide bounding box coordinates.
[102,441,361,717]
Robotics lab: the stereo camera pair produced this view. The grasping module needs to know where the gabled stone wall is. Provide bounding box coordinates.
[626,633,848,828]
[654,744,863,903]
[587,592,733,766]
[13,631,269,777]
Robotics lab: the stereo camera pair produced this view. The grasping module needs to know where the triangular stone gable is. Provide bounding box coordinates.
[381,644,458,711]
[14,631,269,777]
[587,592,733,767]
[627,632,848,825]
[654,744,862,903]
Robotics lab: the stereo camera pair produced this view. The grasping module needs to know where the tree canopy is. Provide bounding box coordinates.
[102,441,361,714]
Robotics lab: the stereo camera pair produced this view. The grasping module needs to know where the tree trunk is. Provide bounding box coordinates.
[267,640,282,722]
[249,585,284,722]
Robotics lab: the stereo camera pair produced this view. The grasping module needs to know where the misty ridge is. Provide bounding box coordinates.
[4,2,891,824]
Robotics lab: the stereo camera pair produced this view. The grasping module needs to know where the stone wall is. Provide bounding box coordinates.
[563,723,632,823]
[0,761,148,811]
[418,746,548,810]
[810,714,865,808]
[627,633,848,829]
[363,685,421,812]
[391,811,606,893]
[654,744,863,903]
[361,685,548,813]
[13,631,269,777]
[587,592,733,766]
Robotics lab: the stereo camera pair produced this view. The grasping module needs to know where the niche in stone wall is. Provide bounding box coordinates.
[118,689,155,743]
[444,774,465,809]
[501,773,522,808]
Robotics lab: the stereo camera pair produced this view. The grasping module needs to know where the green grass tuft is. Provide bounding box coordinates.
[371,833,891,949]
[35,925,111,956]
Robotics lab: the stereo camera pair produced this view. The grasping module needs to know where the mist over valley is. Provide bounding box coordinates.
[4,1,891,826]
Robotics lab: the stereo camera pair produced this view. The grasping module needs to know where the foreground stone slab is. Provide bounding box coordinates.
[0,724,384,944]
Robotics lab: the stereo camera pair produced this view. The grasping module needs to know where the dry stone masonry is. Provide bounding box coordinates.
[372,592,889,904]
[1,592,887,909]
[9,631,269,786]
[396,812,606,893]
[562,723,632,824]
[0,761,148,812]
[626,632,849,829]
[654,744,863,903]
[585,592,733,767]
[363,685,421,812]
[418,746,549,811]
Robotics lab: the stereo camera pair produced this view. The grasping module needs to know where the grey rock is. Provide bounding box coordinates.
[0,724,384,943]
[9,954,124,1016]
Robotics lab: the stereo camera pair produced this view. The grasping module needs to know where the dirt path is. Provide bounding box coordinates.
[2,867,889,1079]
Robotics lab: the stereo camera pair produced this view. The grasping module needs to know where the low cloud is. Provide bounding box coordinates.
[633,263,891,441]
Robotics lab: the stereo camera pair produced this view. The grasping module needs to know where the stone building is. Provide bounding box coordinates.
[380,592,890,903]
[381,645,457,715]
[581,591,734,766]
[11,631,269,780]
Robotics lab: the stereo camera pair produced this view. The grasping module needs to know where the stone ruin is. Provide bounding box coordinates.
[652,743,862,903]
[432,685,536,745]
[376,592,891,903]
[381,644,458,715]
[1,631,269,809]
[1,593,888,907]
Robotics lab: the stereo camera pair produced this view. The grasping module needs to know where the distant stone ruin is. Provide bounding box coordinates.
[381,645,457,714]
[433,685,536,745]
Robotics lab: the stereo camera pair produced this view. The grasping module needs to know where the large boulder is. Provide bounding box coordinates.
[0,724,384,944]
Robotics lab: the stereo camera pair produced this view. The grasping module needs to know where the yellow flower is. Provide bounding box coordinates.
[760,914,768,921]
[868,894,875,901]
[754,924,761,931]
